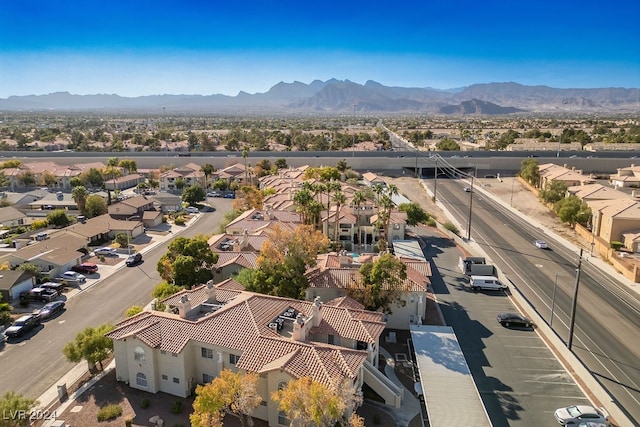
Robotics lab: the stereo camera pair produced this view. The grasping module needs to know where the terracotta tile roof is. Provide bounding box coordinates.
[107,289,384,386]
[215,252,259,269]
[325,296,365,310]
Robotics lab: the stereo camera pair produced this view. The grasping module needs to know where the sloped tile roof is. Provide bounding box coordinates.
[107,289,384,386]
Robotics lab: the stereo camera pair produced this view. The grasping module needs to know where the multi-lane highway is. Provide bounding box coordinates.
[432,178,640,424]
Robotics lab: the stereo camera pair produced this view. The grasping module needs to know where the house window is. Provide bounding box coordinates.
[162,374,168,381]
[278,381,287,391]
[134,347,146,363]
[173,377,180,384]
[136,373,147,387]
[201,347,213,359]
[278,411,289,425]
[203,373,214,384]
[410,294,415,303]
[410,315,415,324]
[229,354,240,365]
[328,334,334,345]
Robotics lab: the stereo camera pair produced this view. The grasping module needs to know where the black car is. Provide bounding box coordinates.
[39,282,66,295]
[5,314,40,338]
[126,252,142,266]
[497,312,534,328]
[20,287,58,303]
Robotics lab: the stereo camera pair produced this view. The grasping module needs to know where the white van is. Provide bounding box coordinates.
[469,275,507,292]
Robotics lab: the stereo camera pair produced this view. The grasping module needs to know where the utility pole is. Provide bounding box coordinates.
[415,149,418,178]
[351,104,356,158]
[567,249,583,350]
[433,157,438,201]
[467,175,474,240]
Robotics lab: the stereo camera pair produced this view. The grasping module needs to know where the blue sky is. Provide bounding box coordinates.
[1,0,638,97]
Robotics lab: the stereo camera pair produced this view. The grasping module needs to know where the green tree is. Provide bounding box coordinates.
[540,180,567,204]
[0,294,13,326]
[182,185,206,206]
[152,281,184,305]
[191,370,262,427]
[83,168,104,188]
[113,233,129,249]
[398,202,431,226]
[346,252,407,313]
[69,176,84,188]
[274,158,288,169]
[200,163,215,187]
[118,159,137,175]
[245,225,329,298]
[46,209,71,227]
[554,196,592,227]
[62,324,115,370]
[71,185,89,213]
[157,236,218,288]
[17,171,36,187]
[0,392,37,427]
[175,177,186,191]
[16,263,41,275]
[435,138,460,151]
[124,306,143,317]
[519,159,540,187]
[85,195,108,218]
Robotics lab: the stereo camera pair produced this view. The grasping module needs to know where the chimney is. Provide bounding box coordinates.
[205,280,216,302]
[241,229,249,250]
[293,313,306,342]
[312,297,322,327]
[177,294,191,319]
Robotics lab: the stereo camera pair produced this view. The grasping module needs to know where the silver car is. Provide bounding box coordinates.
[553,405,608,425]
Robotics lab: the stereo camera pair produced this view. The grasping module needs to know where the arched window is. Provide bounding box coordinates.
[277,381,287,391]
[136,372,147,387]
[134,347,146,363]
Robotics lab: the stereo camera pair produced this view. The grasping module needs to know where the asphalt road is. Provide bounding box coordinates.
[432,178,640,424]
[420,227,591,427]
[0,198,233,400]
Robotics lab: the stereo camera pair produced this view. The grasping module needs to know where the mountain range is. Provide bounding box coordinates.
[1,80,638,115]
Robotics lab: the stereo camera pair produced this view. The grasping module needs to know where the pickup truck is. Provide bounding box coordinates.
[20,287,58,303]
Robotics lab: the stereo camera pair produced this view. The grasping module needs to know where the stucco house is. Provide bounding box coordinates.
[0,270,36,303]
[106,283,400,426]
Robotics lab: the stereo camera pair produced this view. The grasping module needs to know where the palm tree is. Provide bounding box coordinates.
[376,195,394,252]
[293,188,314,225]
[242,149,249,184]
[332,191,346,248]
[352,190,366,254]
[201,164,215,188]
[71,186,89,214]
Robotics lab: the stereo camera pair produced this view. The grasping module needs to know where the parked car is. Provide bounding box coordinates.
[223,191,236,199]
[72,262,98,274]
[534,240,548,249]
[39,281,66,295]
[497,312,533,328]
[61,271,86,283]
[463,186,472,192]
[207,190,223,197]
[4,314,40,338]
[93,247,118,257]
[554,405,608,425]
[20,287,58,303]
[126,252,142,266]
[186,206,200,214]
[33,301,65,320]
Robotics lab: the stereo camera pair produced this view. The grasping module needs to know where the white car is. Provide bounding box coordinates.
[534,240,548,249]
[61,271,86,283]
[186,206,199,214]
[463,186,472,192]
[553,405,608,425]
[94,247,118,257]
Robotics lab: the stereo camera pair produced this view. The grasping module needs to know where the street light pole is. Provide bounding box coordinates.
[556,130,562,158]
[510,177,515,207]
[433,157,438,201]
[351,104,356,158]
[567,249,583,350]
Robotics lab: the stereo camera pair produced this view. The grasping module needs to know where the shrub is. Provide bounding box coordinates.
[96,404,122,422]
[125,416,133,427]
[174,217,185,226]
[611,241,624,250]
[170,400,183,414]
[99,255,105,262]
[443,221,459,235]
[140,398,150,409]
[425,217,437,227]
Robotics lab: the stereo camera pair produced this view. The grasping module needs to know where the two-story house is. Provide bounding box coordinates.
[106,283,399,426]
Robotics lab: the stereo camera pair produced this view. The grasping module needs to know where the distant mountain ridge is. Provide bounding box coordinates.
[1,80,638,114]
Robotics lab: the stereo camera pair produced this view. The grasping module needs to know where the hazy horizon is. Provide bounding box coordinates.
[1,0,638,98]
